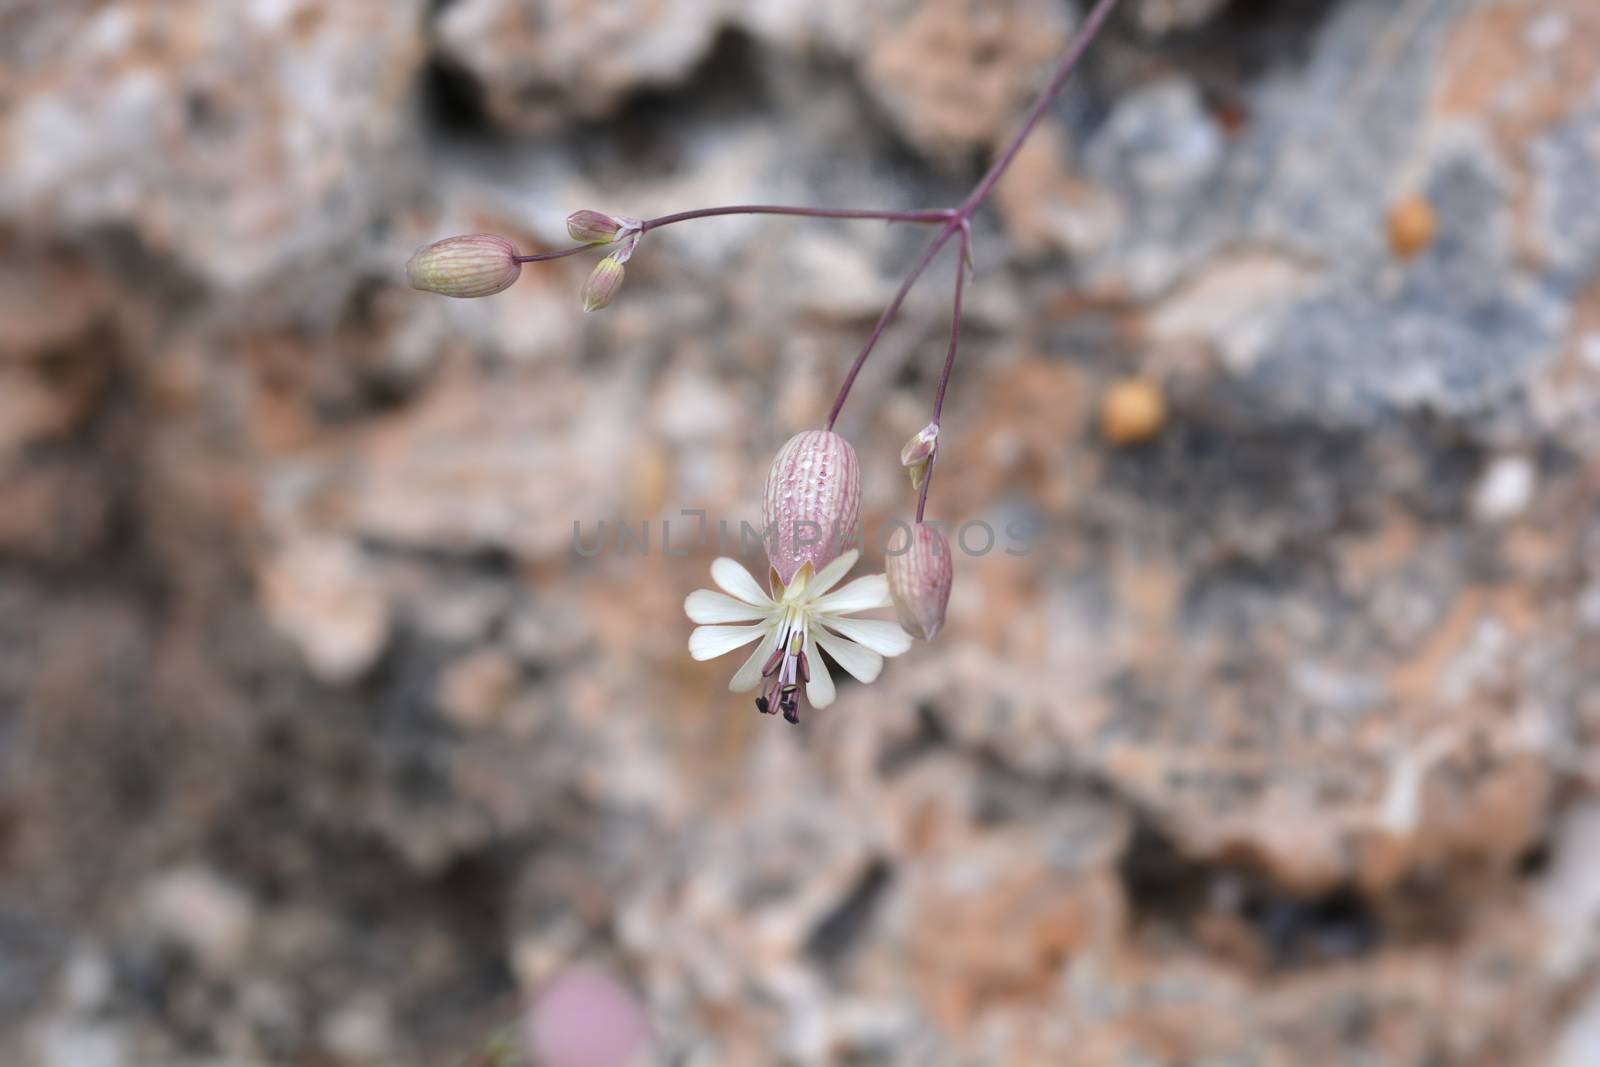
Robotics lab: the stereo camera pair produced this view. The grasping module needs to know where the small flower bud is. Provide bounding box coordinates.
[899,423,939,491]
[406,234,521,298]
[762,430,861,586]
[579,232,639,313]
[566,210,639,245]
[887,523,952,640]
[582,255,626,312]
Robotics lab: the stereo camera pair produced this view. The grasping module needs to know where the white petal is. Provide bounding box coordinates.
[729,627,781,692]
[820,615,913,657]
[815,628,884,684]
[689,624,766,661]
[809,549,860,598]
[710,557,772,607]
[803,635,835,708]
[812,573,892,615]
[685,589,767,624]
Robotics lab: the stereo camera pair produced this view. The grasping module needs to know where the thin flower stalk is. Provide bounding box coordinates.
[914,226,968,523]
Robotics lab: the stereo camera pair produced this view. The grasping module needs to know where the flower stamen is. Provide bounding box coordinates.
[758,615,811,721]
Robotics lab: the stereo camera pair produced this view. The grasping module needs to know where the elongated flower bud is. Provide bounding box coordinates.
[580,232,639,312]
[900,423,939,491]
[582,255,626,312]
[762,430,861,586]
[566,210,634,245]
[887,523,952,640]
[406,234,521,298]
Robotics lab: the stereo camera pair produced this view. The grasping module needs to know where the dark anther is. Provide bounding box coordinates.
[755,696,770,714]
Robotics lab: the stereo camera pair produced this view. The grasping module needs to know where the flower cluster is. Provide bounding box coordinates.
[403,0,1132,722]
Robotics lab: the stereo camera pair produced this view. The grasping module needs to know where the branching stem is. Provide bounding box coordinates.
[513,0,1125,519]
[824,0,1124,435]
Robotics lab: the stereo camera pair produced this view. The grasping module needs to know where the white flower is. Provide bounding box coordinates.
[684,549,912,723]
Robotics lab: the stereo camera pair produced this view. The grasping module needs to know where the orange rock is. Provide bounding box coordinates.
[1387,195,1437,260]
[1099,378,1167,446]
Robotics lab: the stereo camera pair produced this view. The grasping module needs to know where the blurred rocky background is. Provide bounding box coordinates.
[2,0,1599,1064]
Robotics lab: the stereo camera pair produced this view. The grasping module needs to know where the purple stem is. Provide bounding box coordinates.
[513,245,594,264]
[915,227,968,523]
[824,220,961,431]
[824,0,1124,432]
[956,0,1124,220]
[514,204,954,266]
[642,205,954,231]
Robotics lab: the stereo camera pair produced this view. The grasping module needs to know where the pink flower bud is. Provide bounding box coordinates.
[899,423,939,490]
[405,233,521,298]
[886,523,952,639]
[566,210,636,245]
[762,430,861,586]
